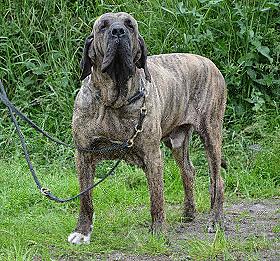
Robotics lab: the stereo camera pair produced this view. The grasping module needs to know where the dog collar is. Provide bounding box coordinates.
[126,78,145,105]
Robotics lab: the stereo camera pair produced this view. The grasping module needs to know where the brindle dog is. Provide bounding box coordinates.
[68,12,227,244]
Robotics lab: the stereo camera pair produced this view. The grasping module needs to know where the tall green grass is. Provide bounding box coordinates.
[0,0,279,151]
[0,0,279,209]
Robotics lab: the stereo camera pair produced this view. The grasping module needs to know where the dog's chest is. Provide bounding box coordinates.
[72,88,140,148]
[93,106,138,139]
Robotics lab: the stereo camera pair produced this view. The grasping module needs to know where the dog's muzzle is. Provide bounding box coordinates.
[101,22,132,75]
[110,23,127,38]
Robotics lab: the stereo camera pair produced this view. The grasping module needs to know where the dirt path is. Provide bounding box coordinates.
[169,198,280,260]
[103,199,280,260]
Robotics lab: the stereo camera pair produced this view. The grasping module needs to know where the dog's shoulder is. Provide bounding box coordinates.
[74,76,96,112]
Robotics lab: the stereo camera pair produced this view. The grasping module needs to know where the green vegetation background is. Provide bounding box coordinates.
[0,0,279,260]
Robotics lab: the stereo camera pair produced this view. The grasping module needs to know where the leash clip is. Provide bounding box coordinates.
[140,107,147,115]
[127,139,134,148]
[40,187,50,196]
[135,125,143,133]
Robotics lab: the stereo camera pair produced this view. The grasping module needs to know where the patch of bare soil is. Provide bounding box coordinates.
[170,198,280,260]
[173,198,279,239]
[105,199,279,261]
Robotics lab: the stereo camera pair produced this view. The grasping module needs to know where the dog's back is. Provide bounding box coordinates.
[147,53,227,137]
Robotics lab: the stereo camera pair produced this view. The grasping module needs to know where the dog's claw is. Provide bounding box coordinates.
[207,224,216,233]
[207,218,224,233]
[68,232,91,244]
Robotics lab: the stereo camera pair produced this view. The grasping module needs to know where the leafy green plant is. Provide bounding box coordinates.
[1,0,279,150]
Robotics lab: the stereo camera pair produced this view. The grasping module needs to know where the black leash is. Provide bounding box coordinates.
[0,80,147,203]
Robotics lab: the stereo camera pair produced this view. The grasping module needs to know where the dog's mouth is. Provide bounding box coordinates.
[101,35,134,101]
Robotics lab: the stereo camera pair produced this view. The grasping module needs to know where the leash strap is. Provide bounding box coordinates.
[1,81,125,202]
[0,88,128,153]
[1,82,45,191]
[41,157,123,203]
[0,80,147,203]
[0,85,74,148]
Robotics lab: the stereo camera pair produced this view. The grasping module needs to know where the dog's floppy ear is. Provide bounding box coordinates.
[136,35,151,82]
[80,35,95,81]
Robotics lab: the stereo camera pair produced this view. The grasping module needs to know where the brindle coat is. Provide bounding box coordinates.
[68,12,227,244]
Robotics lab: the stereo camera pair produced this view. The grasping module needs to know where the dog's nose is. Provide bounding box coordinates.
[111,25,126,37]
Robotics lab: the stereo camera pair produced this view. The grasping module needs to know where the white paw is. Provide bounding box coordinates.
[207,224,216,233]
[68,224,93,244]
[68,231,91,244]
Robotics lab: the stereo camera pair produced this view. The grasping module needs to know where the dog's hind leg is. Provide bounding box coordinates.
[198,120,224,233]
[68,151,95,244]
[165,125,196,221]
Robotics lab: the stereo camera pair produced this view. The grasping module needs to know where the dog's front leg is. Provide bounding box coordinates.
[144,147,165,233]
[68,151,95,244]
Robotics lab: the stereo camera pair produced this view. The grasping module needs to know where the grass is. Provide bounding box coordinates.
[0,111,279,259]
[0,0,280,259]
[177,232,277,260]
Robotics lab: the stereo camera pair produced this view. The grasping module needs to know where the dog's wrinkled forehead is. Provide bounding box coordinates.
[93,12,138,32]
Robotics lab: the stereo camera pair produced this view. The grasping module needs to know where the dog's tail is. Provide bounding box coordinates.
[221,157,227,170]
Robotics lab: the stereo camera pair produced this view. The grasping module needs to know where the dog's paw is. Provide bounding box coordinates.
[182,210,195,223]
[68,224,93,245]
[207,220,224,233]
[207,223,216,233]
[68,231,91,244]
[150,221,165,235]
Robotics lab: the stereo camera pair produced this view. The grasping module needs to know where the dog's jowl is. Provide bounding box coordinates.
[69,12,227,244]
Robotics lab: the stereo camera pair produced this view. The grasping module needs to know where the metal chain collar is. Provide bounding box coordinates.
[127,102,147,148]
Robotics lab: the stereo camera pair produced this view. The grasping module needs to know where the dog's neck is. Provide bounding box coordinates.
[90,66,142,108]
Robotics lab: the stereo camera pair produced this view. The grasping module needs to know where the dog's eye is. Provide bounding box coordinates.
[100,20,109,32]
[125,19,134,31]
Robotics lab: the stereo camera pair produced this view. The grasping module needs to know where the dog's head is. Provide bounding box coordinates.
[80,12,151,85]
